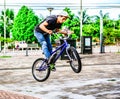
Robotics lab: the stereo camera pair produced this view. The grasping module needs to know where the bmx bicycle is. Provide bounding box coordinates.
[32,33,82,82]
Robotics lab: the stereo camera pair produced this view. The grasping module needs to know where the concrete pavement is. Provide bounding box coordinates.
[0,48,120,99]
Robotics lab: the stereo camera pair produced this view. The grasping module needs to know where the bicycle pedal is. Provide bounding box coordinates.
[36,68,40,71]
[51,67,56,71]
[66,60,71,63]
[49,64,56,71]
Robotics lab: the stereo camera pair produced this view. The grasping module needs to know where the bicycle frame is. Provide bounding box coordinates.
[50,38,69,63]
[39,38,69,71]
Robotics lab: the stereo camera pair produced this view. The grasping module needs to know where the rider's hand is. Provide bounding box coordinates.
[68,30,73,35]
[47,30,53,34]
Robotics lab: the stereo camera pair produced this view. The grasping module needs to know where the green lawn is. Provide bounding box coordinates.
[0,56,12,58]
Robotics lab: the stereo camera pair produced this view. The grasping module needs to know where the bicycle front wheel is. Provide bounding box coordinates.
[32,58,50,82]
[67,47,82,73]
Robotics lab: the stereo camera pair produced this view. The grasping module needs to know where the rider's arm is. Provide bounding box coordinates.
[56,29,68,35]
[57,28,73,35]
[39,21,52,34]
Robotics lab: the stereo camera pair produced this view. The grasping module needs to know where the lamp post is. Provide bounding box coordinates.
[0,34,1,52]
[99,10,104,53]
[3,0,6,54]
[47,7,54,15]
[47,7,54,41]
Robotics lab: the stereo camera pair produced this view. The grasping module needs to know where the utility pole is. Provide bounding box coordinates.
[3,0,6,54]
[80,0,83,38]
[80,0,83,51]
[0,34,1,52]
[99,10,104,53]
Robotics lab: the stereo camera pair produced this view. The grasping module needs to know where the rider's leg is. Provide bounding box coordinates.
[44,35,56,71]
[44,35,52,54]
[34,31,56,71]
[34,31,51,59]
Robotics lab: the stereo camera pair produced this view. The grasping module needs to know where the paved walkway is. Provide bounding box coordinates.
[0,90,40,99]
[0,48,120,99]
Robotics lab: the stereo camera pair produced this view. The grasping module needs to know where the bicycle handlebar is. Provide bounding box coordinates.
[43,28,73,40]
[52,32,71,40]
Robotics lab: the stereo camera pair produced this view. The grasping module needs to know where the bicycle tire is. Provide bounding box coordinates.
[32,58,51,82]
[67,47,82,73]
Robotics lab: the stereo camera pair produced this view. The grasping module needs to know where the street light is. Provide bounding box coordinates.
[47,7,54,15]
[47,7,54,41]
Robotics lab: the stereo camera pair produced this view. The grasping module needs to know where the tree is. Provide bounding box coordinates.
[12,6,40,43]
[0,9,14,37]
[50,8,80,44]
[78,9,100,40]
[0,21,4,36]
[91,12,120,45]
[103,13,116,45]
[82,14,100,41]
[62,8,80,39]
[113,17,120,45]
[78,9,91,24]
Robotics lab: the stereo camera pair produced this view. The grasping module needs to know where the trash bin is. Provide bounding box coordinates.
[60,38,76,60]
[81,36,92,54]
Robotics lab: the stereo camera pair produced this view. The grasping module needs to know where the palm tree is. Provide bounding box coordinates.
[0,9,14,38]
[78,9,91,24]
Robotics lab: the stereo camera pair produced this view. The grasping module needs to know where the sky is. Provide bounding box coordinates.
[0,0,120,19]
[0,0,120,4]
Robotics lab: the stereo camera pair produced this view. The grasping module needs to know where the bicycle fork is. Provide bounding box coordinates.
[66,44,72,62]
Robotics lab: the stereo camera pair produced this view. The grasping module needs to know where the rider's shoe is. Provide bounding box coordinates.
[51,66,56,71]
[49,64,56,71]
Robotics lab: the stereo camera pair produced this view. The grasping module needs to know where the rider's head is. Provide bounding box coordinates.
[57,11,69,23]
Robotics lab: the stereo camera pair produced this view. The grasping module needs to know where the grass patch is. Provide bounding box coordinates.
[0,56,12,58]
[117,51,120,54]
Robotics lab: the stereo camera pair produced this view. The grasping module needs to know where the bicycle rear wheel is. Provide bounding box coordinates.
[32,58,50,82]
[67,47,82,73]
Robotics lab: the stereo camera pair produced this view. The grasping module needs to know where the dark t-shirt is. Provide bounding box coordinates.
[35,15,62,35]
